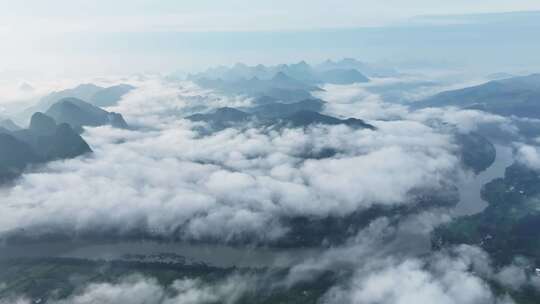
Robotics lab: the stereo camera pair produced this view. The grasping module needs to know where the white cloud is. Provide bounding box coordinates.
[410,107,511,134]
[324,257,495,304]
[315,82,512,135]
[0,80,468,242]
[0,78,524,304]
[516,144,540,170]
[0,297,30,304]
[315,83,408,121]
[50,274,251,304]
[53,276,165,304]
[287,217,517,304]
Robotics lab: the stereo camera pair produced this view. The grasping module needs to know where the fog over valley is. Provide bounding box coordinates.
[2,2,540,304]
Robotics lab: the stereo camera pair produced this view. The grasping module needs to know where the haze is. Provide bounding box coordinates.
[1,0,540,76]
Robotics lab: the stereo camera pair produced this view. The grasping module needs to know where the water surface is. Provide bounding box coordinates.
[454,145,514,216]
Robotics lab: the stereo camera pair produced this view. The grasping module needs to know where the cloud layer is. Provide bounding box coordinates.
[0,74,526,302]
[0,78,473,242]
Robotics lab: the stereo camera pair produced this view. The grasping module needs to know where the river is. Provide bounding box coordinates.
[0,146,515,268]
[454,145,514,216]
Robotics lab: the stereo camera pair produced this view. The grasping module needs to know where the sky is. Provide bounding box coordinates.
[3,0,540,30]
[1,0,540,77]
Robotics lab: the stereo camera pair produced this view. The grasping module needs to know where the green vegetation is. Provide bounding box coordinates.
[433,163,540,265]
[0,258,337,304]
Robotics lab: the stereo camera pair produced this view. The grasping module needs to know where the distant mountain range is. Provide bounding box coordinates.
[416,74,540,119]
[188,59,380,102]
[0,112,92,183]
[20,83,134,119]
[192,70,324,103]
[191,58,395,82]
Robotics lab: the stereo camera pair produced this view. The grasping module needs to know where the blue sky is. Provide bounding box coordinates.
[1,1,540,76]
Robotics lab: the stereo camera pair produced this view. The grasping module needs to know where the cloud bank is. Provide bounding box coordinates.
[0,73,525,300]
[0,78,479,242]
